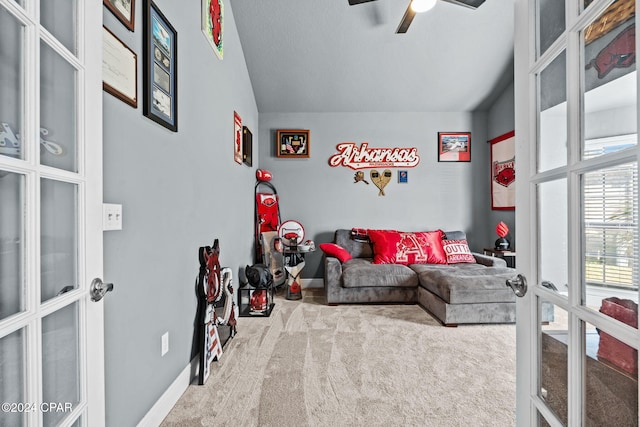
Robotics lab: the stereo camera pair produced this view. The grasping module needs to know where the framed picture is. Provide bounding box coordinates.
[490,130,515,210]
[104,0,136,32]
[234,112,242,164]
[243,126,253,166]
[102,26,138,108]
[398,170,408,183]
[438,132,471,162]
[143,1,178,132]
[276,129,310,158]
[201,0,224,60]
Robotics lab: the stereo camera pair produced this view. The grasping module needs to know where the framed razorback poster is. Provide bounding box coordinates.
[489,130,515,210]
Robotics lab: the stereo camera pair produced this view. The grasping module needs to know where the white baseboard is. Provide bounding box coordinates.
[301,278,323,289]
[137,356,198,427]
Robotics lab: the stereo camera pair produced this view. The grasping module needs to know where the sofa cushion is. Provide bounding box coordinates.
[342,258,418,288]
[441,239,476,264]
[319,243,352,262]
[367,229,447,265]
[334,229,374,259]
[416,266,516,304]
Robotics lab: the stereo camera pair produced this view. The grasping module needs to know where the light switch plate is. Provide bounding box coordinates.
[103,203,123,231]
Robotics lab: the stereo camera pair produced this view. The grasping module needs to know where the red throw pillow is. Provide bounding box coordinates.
[367,229,447,265]
[319,243,352,262]
[441,239,476,264]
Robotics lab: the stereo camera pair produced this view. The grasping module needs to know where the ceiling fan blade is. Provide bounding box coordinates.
[348,0,377,5]
[440,0,486,9]
[396,2,416,34]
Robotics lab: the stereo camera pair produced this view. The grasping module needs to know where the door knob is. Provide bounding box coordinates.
[90,278,114,302]
[506,274,527,297]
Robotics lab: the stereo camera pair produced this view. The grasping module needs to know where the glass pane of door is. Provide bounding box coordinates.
[540,301,569,425]
[539,51,567,172]
[582,162,638,311]
[539,178,568,292]
[41,178,78,302]
[40,0,77,55]
[538,0,566,56]
[0,6,25,161]
[583,0,637,159]
[0,172,25,320]
[0,328,26,427]
[40,41,77,172]
[42,302,80,426]
[584,321,638,426]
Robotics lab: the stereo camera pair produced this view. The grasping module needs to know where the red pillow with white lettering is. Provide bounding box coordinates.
[319,243,352,262]
[441,239,476,264]
[367,229,447,265]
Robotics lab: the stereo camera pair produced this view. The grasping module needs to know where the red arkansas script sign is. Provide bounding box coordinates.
[328,142,420,170]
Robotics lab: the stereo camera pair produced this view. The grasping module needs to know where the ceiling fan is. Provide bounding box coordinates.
[348,0,486,33]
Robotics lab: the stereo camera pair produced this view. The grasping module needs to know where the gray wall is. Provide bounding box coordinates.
[102,1,257,425]
[258,112,495,278]
[487,81,516,249]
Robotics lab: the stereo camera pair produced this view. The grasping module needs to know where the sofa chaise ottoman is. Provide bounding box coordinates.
[323,229,521,326]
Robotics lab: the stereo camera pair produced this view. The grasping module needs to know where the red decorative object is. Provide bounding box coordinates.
[250,289,268,312]
[597,297,638,375]
[328,142,420,170]
[256,169,272,181]
[367,230,447,265]
[209,0,222,46]
[278,220,305,246]
[290,281,301,294]
[496,221,509,238]
[319,243,353,262]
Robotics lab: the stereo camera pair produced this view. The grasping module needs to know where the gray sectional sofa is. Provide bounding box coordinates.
[323,229,519,326]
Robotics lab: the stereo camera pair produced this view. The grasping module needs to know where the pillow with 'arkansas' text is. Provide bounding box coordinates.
[367,229,447,265]
[441,239,476,264]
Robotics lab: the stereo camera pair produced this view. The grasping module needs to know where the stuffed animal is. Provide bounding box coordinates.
[245,264,273,289]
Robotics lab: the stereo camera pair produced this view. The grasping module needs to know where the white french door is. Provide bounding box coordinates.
[515,0,639,425]
[0,0,106,426]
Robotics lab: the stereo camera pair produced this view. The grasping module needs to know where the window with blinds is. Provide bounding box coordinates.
[583,135,638,290]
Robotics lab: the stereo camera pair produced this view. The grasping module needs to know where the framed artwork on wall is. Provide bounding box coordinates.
[143,0,178,132]
[276,129,310,158]
[234,112,242,164]
[489,130,515,210]
[438,132,471,162]
[243,126,253,166]
[201,0,224,60]
[102,26,138,108]
[104,0,136,31]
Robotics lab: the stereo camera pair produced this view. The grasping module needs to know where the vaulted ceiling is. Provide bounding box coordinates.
[230,0,516,113]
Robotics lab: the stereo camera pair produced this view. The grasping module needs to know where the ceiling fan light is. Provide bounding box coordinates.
[411,0,437,13]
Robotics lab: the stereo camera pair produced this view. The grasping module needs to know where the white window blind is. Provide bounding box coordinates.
[583,136,638,290]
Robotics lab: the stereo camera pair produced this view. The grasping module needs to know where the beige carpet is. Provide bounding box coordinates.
[161,289,516,427]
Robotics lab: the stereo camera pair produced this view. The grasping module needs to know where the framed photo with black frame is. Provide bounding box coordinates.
[438,132,471,162]
[143,0,178,132]
[243,126,253,166]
